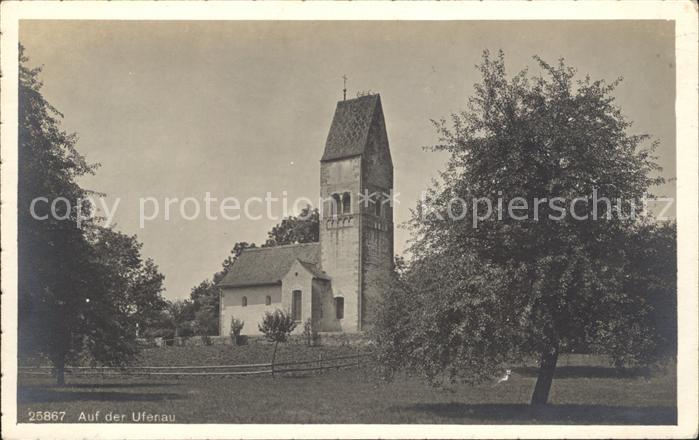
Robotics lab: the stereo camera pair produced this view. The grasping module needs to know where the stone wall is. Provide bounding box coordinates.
[320,156,362,332]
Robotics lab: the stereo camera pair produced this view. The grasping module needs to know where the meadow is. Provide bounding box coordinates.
[17,345,676,424]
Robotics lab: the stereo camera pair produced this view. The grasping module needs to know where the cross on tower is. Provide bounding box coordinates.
[342,75,347,101]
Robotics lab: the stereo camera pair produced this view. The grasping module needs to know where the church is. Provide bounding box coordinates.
[218,94,394,335]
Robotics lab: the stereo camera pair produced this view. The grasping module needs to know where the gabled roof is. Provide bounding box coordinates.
[321,94,386,162]
[218,243,322,288]
[298,260,331,281]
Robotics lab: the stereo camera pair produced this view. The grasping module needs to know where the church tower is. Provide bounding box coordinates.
[320,94,394,332]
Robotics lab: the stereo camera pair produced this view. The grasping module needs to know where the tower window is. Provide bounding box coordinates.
[335,297,344,320]
[331,193,341,216]
[265,295,271,306]
[242,296,248,307]
[292,290,302,321]
[374,194,382,217]
[342,192,351,214]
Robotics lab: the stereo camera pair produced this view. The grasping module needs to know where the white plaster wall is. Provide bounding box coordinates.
[220,285,282,336]
[281,260,314,335]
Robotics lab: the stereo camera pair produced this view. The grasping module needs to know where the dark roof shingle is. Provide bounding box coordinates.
[321,94,382,162]
[218,243,322,287]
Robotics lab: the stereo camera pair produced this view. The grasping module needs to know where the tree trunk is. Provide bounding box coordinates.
[530,344,558,405]
[271,341,278,378]
[54,356,65,386]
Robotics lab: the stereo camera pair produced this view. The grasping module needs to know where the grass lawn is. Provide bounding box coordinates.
[17,345,676,424]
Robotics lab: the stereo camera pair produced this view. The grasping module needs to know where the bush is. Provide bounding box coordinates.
[258,310,297,344]
[143,326,175,340]
[176,320,196,337]
[302,318,317,346]
[230,318,245,346]
[258,309,297,368]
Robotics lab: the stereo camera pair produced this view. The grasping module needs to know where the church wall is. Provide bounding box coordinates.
[361,217,394,329]
[320,156,362,332]
[220,285,282,336]
[314,278,342,332]
[359,106,394,330]
[281,260,315,335]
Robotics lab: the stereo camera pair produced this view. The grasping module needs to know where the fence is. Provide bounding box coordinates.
[18,352,372,378]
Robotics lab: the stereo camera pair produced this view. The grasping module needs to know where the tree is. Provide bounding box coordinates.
[263,206,319,247]
[17,47,167,384]
[88,227,167,338]
[189,280,220,336]
[374,50,674,405]
[168,299,196,337]
[258,310,297,369]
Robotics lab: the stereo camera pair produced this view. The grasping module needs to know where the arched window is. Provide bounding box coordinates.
[265,295,271,306]
[242,296,247,307]
[331,193,341,216]
[292,290,302,321]
[342,192,351,214]
[374,194,382,217]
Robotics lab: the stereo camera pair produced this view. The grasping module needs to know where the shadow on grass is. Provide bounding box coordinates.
[18,386,183,404]
[514,366,650,379]
[398,403,676,424]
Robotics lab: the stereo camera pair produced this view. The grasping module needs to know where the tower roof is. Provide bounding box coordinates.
[321,94,386,162]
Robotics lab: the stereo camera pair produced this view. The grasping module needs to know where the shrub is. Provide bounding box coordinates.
[258,309,297,368]
[258,310,297,344]
[230,318,245,346]
[302,318,317,346]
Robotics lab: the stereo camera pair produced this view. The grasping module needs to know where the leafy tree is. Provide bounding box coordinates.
[189,280,220,336]
[263,206,319,247]
[168,299,196,337]
[17,47,167,384]
[88,227,167,338]
[374,50,674,405]
[258,309,297,368]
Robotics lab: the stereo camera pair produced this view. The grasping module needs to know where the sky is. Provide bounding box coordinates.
[19,20,676,300]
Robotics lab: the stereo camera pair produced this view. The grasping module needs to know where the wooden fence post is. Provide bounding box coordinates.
[317,353,323,374]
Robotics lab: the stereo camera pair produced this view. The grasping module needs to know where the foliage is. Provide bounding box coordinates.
[263,206,319,247]
[230,318,245,345]
[189,280,220,336]
[17,46,167,384]
[87,227,167,337]
[302,318,317,346]
[230,318,245,337]
[258,310,297,344]
[374,50,674,405]
[168,299,196,337]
